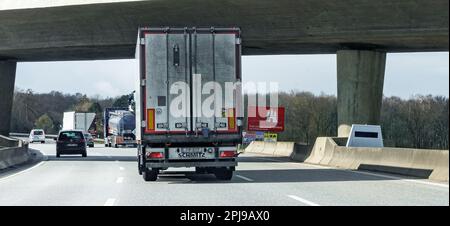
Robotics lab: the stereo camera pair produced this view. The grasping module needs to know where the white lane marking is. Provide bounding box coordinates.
[116,177,124,184]
[249,155,449,189]
[287,195,320,206]
[104,198,116,206]
[351,170,449,189]
[0,161,45,182]
[236,174,254,182]
[119,167,125,171]
[300,162,450,189]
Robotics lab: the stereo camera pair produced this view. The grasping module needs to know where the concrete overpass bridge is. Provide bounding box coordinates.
[0,0,448,137]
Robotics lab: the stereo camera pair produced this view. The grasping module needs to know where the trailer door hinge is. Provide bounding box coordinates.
[140,38,145,45]
[141,121,146,127]
[141,79,146,86]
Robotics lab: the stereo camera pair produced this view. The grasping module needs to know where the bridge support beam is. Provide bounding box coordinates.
[337,50,386,137]
[0,60,17,136]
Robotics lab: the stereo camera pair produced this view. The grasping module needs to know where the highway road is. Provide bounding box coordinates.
[0,140,448,206]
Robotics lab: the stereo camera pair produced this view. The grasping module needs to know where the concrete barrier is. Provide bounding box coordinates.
[0,144,30,170]
[0,135,31,170]
[245,141,295,157]
[245,138,449,182]
[0,135,20,147]
[304,137,449,182]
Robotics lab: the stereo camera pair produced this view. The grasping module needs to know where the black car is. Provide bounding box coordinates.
[56,130,87,158]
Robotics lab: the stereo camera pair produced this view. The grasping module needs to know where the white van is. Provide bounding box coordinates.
[29,129,46,143]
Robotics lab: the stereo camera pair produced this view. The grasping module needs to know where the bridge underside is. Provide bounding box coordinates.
[0,0,448,61]
[0,0,448,137]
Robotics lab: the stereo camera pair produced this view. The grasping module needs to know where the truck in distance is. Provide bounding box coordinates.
[135,27,243,181]
[62,112,96,133]
[103,108,137,148]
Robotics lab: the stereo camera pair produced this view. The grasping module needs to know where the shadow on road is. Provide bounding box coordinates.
[237,156,293,163]
[164,169,402,184]
[46,155,136,162]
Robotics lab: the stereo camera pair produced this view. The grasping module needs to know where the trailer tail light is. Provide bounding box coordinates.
[220,151,237,158]
[146,152,164,159]
[147,109,155,130]
[228,108,235,130]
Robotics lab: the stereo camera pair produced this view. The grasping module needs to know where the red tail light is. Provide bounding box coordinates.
[146,152,164,159]
[220,151,237,158]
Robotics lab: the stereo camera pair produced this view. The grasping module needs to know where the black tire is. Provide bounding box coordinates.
[105,144,108,147]
[138,145,145,175]
[138,165,143,175]
[41,141,45,144]
[143,169,158,181]
[214,168,233,180]
[108,143,112,148]
[56,152,60,158]
[82,151,87,158]
[89,144,94,148]
[138,155,143,175]
[114,144,118,148]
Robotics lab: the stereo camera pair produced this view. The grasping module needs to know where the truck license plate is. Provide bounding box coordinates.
[178,148,206,158]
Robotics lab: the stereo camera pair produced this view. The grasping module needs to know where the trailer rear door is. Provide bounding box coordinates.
[192,31,238,133]
[142,28,240,135]
[144,31,191,134]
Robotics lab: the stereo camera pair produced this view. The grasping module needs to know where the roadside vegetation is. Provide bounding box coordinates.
[11,88,448,149]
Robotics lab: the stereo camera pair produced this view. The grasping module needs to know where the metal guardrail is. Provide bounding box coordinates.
[10,132,104,143]
[9,132,57,139]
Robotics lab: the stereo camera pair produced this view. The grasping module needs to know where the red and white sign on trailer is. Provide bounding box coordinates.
[247,106,285,132]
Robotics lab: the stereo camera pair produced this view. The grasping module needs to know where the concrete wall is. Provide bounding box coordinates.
[0,61,17,136]
[305,137,449,181]
[0,135,31,170]
[243,141,295,157]
[337,50,386,137]
[245,139,449,182]
[0,0,448,61]
[0,135,20,147]
[0,144,30,170]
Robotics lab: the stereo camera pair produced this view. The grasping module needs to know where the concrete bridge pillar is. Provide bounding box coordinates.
[0,60,17,136]
[337,50,386,137]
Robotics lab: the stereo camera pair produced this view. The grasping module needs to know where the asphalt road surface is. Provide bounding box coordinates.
[0,141,448,206]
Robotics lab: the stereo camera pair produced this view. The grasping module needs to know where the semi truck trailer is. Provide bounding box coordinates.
[103,108,137,148]
[135,27,243,181]
[62,112,96,133]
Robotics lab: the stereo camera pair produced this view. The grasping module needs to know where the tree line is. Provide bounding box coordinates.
[10,88,448,149]
[269,92,448,150]
[10,88,131,137]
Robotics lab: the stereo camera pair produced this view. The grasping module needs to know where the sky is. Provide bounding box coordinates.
[15,52,449,99]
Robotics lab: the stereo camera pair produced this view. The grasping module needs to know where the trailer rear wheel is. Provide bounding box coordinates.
[143,169,158,181]
[214,168,233,180]
[138,157,144,175]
